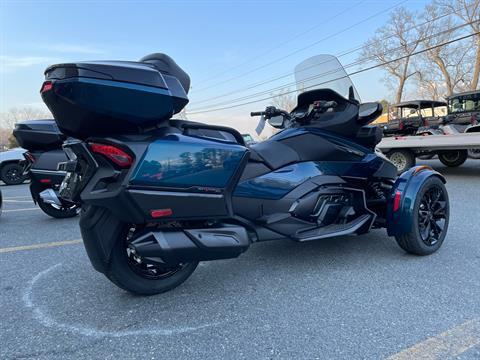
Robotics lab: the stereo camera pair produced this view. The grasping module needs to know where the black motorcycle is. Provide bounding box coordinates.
[13,120,80,218]
[41,53,449,295]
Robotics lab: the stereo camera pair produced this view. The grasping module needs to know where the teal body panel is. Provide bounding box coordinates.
[234,154,384,200]
[386,166,446,236]
[130,134,247,189]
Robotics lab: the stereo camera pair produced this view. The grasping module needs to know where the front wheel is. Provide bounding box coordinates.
[438,150,468,167]
[106,225,198,296]
[395,177,449,255]
[37,198,80,218]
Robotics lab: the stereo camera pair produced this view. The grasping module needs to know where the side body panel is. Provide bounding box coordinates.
[130,134,246,189]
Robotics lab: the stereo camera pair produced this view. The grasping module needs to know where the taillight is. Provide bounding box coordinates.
[24,152,35,164]
[89,142,133,168]
[41,81,53,93]
[399,122,404,130]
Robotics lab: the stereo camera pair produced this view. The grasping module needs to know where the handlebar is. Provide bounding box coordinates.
[250,111,265,117]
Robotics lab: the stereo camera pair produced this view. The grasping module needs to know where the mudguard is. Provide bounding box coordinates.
[386,166,446,236]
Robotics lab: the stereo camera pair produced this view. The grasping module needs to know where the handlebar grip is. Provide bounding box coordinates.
[250,111,265,117]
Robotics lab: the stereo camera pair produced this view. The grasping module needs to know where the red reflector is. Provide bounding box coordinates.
[40,179,52,183]
[393,191,402,212]
[150,209,173,218]
[41,81,53,93]
[89,143,133,168]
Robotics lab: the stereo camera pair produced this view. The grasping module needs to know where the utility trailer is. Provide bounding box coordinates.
[377,132,480,173]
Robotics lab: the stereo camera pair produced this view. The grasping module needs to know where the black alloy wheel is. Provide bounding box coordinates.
[417,185,448,246]
[1,163,27,185]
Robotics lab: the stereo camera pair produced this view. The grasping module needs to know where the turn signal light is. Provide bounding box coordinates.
[89,143,133,168]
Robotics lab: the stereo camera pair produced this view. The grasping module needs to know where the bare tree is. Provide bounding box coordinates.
[0,128,12,150]
[435,0,480,90]
[360,7,427,103]
[0,106,52,130]
[416,2,476,98]
[270,88,296,111]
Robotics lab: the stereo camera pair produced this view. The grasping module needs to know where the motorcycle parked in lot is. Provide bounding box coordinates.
[13,120,80,218]
[41,53,450,295]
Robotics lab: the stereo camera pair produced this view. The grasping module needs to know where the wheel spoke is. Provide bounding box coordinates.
[417,184,447,247]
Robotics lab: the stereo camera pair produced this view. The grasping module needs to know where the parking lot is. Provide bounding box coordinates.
[1,159,479,359]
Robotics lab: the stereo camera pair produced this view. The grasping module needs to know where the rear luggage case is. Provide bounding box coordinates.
[13,119,65,151]
[41,59,189,139]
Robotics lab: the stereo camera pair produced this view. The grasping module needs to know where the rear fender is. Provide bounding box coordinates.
[79,205,126,274]
[386,166,446,236]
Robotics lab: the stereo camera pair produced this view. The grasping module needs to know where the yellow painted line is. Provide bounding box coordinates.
[387,319,480,360]
[0,239,82,253]
[3,207,40,212]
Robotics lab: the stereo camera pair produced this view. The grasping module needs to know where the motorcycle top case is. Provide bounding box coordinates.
[41,60,189,139]
[13,119,65,151]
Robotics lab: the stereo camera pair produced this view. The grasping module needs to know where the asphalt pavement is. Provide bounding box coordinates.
[1,159,479,359]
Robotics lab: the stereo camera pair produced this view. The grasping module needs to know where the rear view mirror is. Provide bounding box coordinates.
[410,109,416,115]
[268,115,285,128]
[358,102,382,125]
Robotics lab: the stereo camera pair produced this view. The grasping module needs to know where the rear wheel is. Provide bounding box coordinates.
[37,198,80,218]
[395,177,449,255]
[1,163,27,185]
[438,150,468,167]
[106,225,198,296]
[468,148,480,159]
[387,150,416,174]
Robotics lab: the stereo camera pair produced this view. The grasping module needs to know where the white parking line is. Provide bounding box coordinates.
[387,319,480,360]
[3,199,33,203]
[3,208,40,213]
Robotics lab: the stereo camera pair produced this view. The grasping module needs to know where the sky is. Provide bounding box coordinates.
[0,0,431,135]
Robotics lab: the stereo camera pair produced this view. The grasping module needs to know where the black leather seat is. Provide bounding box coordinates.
[140,53,191,94]
[250,140,300,170]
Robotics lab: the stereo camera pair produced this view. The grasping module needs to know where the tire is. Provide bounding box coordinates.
[468,148,480,159]
[438,150,468,167]
[387,150,416,174]
[395,176,449,256]
[37,198,80,218]
[106,225,198,296]
[1,163,27,185]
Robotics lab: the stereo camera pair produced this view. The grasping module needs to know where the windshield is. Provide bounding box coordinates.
[294,55,360,102]
[448,93,480,114]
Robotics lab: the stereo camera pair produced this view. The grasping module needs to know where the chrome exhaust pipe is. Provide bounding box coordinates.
[39,189,62,206]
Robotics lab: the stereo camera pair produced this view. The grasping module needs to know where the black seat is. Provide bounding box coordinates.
[140,53,191,94]
[250,140,300,170]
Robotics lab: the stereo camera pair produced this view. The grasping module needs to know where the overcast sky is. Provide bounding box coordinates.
[1,0,430,134]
